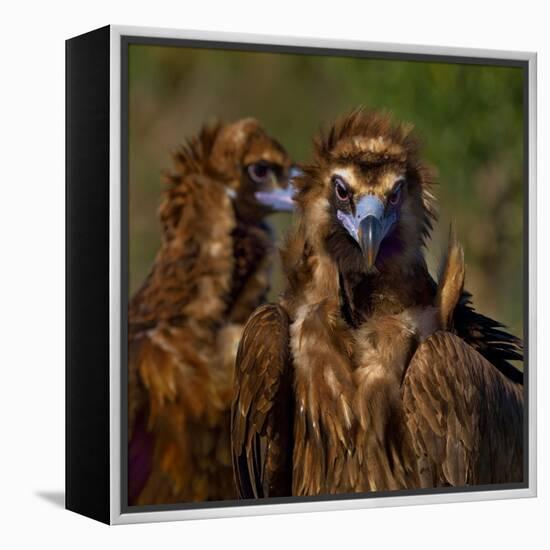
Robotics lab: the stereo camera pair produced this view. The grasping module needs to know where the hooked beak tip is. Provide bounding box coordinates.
[289,166,303,181]
[366,248,376,269]
[254,166,300,212]
[358,216,383,268]
[254,188,295,212]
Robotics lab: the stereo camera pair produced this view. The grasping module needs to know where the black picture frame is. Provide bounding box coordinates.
[66,25,537,525]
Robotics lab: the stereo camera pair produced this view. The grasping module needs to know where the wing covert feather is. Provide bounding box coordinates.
[231,304,293,498]
[403,331,523,487]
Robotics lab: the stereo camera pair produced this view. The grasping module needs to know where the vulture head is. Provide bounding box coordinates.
[161,118,296,241]
[212,118,295,216]
[293,109,437,275]
[209,118,296,221]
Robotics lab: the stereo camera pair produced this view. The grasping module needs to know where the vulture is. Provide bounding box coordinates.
[128,118,294,505]
[231,109,524,498]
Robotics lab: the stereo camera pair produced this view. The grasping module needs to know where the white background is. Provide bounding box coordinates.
[1,0,547,547]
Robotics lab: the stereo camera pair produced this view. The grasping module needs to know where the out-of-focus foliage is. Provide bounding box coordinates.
[128,44,524,339]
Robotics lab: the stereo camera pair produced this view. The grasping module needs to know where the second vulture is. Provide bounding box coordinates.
[129,118,294,505]
[232,109,524,498]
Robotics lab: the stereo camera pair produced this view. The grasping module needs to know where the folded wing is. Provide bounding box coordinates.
[231,304,294,498]
[402,331,524,487]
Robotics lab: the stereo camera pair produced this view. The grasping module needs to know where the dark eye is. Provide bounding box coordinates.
[333,176,350,201]
[247,161,272,184]
[388,180,404,206]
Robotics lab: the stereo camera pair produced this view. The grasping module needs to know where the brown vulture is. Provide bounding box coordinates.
[128,118,294,505]
[231,109,523,498]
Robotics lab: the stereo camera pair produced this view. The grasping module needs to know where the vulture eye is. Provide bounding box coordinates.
[388,180,404,206]
[333,176,350,202]
[247,161,273,184]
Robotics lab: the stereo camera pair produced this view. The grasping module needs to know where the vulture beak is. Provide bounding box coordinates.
[337,195,397,269]
[254,166,300,212]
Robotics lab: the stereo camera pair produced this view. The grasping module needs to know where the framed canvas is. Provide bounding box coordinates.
[66,25,537,525]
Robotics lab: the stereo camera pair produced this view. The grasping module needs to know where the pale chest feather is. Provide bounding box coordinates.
[290,301,440,494]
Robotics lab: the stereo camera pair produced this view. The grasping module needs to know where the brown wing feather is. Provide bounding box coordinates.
[128,324,236,505]
[127,168,238,505]
[231,304,293,498]
[402,331,523,487]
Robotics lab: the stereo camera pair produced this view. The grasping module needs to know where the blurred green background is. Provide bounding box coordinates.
[128,44,524,340]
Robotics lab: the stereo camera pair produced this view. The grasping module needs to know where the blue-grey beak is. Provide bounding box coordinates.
[254,166,301,212]
[337,195,397,268]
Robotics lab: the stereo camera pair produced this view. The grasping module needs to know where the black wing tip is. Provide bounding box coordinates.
[455,293,524,384]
